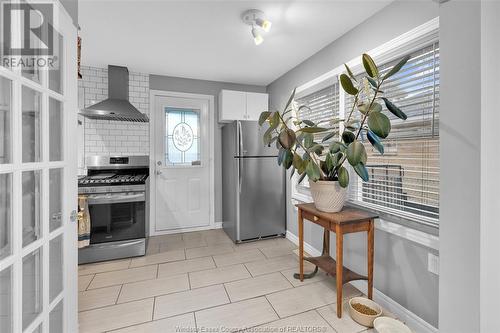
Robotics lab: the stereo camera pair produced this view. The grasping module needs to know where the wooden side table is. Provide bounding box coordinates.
[294,203,378,318]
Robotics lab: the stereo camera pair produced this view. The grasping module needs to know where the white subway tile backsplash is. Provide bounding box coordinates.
[79,66,150,159]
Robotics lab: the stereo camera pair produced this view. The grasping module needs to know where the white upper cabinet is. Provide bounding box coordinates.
[246,92,269,121]
[219,90,268,122]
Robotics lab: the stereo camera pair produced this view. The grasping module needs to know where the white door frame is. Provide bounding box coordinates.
[149,90,215,236]
[0,1,78,332]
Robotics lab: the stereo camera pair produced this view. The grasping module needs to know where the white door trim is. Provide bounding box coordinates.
[149,89,215,236]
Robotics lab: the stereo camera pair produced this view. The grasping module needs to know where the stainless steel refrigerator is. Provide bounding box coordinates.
[222,121,286,243]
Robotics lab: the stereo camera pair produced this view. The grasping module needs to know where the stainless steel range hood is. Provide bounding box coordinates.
[80,65,149,122]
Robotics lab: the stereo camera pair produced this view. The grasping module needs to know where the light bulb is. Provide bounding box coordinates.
[252,27,264,45]
[256,18,272,32]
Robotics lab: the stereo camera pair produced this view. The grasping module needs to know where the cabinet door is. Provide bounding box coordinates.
[246,92,269,121]
[219,90,246,122]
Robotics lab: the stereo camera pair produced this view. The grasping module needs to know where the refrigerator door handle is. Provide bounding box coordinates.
[238,121,243,193]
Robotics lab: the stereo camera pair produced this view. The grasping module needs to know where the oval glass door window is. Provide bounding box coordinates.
[165,108,200,166]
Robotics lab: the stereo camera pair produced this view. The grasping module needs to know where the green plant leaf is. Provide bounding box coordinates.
[362,53,378,78]
[303,133,314,148]
[383,55,411,81]
[367,112,391,138]
[303,120,315,126]
[269,112,280,129]
[263,127,273,146]
[277,148,286,166]
[344,64,357,82]
[293,153,305,173]
[346,141,367,166]
[358,102,382,115]
[342,131,355,144]
[309,144,324,155]
[283,150,293,169]
[329,141,344,154]
[321,131,337,143]
[284,88,296,112]
[258,111,271,126]
[353,162,369,181]
[278,129,296,149]
[298,127,329,133]
[340,74,359,95]
[382,98,407,120]
[366,76,378,89]
[325,153,334,171]
[367,130,384,155]
[306,160,321,182]
[333,152,343,166]
[338,166,349,188]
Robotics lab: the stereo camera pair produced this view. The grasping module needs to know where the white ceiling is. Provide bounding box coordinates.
[79,0,391,86]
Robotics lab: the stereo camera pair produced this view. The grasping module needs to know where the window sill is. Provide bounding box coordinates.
[291,195,439,251]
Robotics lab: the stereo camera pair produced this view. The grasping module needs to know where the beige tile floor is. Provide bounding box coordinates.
[78,229,384,333]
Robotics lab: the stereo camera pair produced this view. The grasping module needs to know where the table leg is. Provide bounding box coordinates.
[323,228,330,256]
[298,209,304,282]
[368,219,374,300]
[336,225,343,318]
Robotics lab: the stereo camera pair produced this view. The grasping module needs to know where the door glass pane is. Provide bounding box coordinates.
[49,98,63,161]
[0,266,12,333]
[23,248,43,330]
[22,86,42,163]
[49,235,63,302]
[49,33,64,93]
[22,170,42,247]
[0,77,12,164]
[165,107,200,166]
[49,300,63,333]
[49,168,63,231]
[33,324,43,333]
[0,173,12,260]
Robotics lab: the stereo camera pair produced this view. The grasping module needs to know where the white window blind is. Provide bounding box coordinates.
[294,82,340,191]
[296,82,340,140]
[348,42,440,225]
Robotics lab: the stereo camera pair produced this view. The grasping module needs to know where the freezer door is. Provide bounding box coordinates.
[238,121,278,157]
[238,157,286,241]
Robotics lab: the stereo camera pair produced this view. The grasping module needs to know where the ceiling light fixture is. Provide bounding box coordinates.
[251,27,264,45]
[242,9,272,45]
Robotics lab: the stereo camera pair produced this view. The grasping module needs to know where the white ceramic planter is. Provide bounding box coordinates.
[309,180,348,213]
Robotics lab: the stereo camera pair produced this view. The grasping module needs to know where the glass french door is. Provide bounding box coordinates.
[0,1,78,333]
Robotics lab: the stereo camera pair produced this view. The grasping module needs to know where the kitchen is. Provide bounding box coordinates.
[1,1,497,333]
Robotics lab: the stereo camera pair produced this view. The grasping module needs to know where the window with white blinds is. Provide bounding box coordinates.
[348,42,440,225]
[294,82,340,192]
[296,82,340,139]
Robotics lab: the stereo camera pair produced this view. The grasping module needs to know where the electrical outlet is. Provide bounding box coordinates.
[428,253,439,275]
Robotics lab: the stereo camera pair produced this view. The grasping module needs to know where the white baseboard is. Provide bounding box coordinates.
[285,230,438,333]
[214,222,223,229]
[286,230,322,257]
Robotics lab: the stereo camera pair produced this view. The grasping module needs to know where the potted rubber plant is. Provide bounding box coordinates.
[258,53,410,212]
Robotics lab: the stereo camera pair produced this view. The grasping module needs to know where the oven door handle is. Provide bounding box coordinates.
[87,192,145,205]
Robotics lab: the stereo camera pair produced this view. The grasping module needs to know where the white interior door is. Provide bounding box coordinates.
[153,93,213,232]
[0,2,78,333]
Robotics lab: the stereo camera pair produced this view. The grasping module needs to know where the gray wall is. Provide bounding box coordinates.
[149,75,266,222]
[439,1,481,332]
[266,1,439,327]
[480,1,500,332]
[61,0,78,26]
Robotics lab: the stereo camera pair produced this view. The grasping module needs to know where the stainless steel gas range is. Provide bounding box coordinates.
[78,155,149,264]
